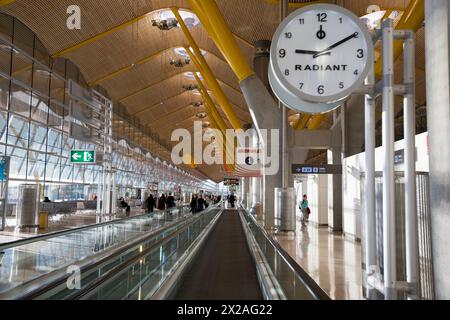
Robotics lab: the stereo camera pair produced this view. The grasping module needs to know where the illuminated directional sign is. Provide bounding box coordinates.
[292,164,342,175]
[70,150,96,164]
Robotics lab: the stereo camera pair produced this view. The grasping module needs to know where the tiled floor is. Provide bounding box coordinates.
[267,221,364,300]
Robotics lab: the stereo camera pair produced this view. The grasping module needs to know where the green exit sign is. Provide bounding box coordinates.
[71,150,96,164]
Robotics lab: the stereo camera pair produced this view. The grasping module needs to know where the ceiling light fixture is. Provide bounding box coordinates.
[150,8,200,31]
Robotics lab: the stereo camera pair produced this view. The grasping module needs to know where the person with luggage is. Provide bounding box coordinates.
[299,194,310,226]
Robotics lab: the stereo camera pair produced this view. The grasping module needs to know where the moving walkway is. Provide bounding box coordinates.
[0,204,329,300]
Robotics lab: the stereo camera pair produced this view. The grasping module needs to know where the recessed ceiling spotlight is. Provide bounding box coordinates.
[196,112,208,119]
[191,101,204,107]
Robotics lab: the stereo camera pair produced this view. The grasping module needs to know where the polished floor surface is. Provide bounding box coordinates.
[268,221,364,300]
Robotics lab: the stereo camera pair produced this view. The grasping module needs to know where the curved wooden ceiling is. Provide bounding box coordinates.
[0,0,424,182]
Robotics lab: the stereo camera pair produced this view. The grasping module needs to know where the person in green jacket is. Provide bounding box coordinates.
[299,194,309,226]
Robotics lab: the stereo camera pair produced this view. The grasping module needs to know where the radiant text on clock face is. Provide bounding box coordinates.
[274,8,370,100]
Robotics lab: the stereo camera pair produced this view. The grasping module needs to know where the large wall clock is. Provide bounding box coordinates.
[269,4,374,114]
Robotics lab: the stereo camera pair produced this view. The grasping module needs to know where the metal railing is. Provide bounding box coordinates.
[239,206,330,300]
[0,205,190,252]
[0,205,218,300]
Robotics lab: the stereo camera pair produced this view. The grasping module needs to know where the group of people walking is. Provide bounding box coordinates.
[144,192,176,213]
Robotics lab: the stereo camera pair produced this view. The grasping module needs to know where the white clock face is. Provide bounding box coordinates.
[271,5,372,104]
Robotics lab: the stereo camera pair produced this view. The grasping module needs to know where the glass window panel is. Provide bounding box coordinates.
[31,93,48,123]
[29,121,47,151]
[13,18,34,56]
[0,12,13,41]
[50,73,65,104]
[0,75,10,110]
[11,51,33,86]
[34,37,50,67]
[0,39,12,75]
[61,164,73,182]
[27,150,46,180]
[48,102,63,128]
[7,115,28,147]
[32,66,50,94]
[66,60,79,83]
[45,155,60,181]
[0,110,7,146]
[8,152,27,179]
[10,83,31,117]
[52,58,66,79]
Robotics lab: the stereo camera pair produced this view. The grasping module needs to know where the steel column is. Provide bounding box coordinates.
[403,31,419,295]
[364,64,377,279]
[381,19,397,299]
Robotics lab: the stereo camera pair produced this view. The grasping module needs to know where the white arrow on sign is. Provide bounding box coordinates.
[72,153,82,161]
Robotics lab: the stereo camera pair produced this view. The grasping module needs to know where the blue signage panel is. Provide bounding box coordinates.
[0,157,8,182]
[292,164,342,175]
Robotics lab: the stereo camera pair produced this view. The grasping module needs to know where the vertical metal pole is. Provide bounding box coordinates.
[403,31,419,296]
[364,64,377,278]
[381,19,397,299]
[280,0,289,189]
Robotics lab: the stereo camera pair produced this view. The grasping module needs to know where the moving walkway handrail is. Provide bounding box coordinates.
[238,209,286,300]
[240,206,331,300]
[72,209,221,300]
[0,205,197,299]
[78,208,224,300]
[0,205,190,252]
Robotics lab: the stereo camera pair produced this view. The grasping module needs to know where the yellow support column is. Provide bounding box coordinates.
[189,0,255,82]
[195,73,235,172]
[172,7,242,130]
[0,0,16,7]
[194,73,228,134]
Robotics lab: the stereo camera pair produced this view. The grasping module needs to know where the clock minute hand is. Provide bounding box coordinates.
[312,32,359,58]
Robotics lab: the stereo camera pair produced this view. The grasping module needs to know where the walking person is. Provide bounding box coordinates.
[145,194,156,214]
[196,194,206,213]
[190,194,198,214]
[299,194,310,226]
[166,192,176,208]
[157,193,166,211]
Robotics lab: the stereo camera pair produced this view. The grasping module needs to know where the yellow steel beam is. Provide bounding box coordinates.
[292,114,302,129]
[194,72,229,134]
[0,0,16,7]
[307,114,326,130]
[196,74,236,171]
[374,0,424,77]
[172,7,242,130]
[297,115,312,130]
[189,0,254,82]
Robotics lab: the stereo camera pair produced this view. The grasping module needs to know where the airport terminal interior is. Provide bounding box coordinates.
[0,0,449,301]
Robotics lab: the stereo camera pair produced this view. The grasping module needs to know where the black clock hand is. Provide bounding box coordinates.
[295,49,331,56]
[312,32,359,58]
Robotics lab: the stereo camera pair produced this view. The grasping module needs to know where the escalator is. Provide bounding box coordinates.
[173,210,263,300]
